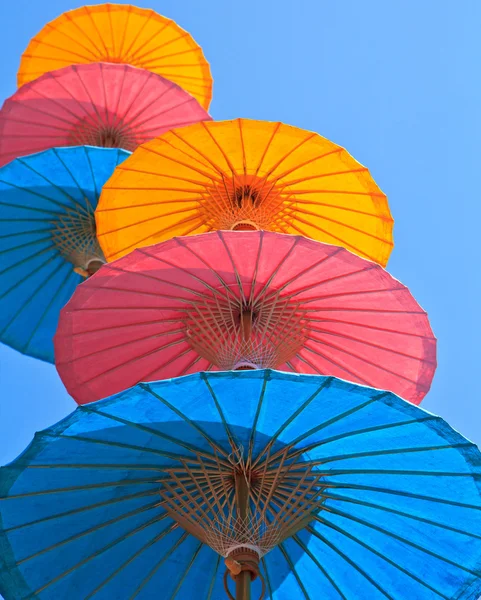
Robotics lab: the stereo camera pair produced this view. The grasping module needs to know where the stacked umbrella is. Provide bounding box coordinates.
[1,5,481,600]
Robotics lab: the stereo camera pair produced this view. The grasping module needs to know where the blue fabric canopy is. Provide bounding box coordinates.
[1,370,480,599]
[0,146,129,363]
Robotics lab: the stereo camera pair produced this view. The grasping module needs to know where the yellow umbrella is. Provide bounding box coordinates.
[96,119,394,265]
[17,3,213,109]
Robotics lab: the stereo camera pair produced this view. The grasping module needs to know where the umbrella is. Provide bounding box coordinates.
[17,3,213,110]
[0,62,211,167]
[0,145,129,363]
[54,230,436,405]
[0,370,480,599]
[95,118,393,266]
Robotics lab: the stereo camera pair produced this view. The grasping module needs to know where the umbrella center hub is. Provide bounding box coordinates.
[185,296,309,370]
[68,122,136,151]
[159,441,324,563]
[50,203,106,277]
[201,174,296,232]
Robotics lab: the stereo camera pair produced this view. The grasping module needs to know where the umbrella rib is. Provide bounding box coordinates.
[207,555,222,600]
[260,394,383,469]
[291,415,436,452]
[0,253,61,334]
[308,525,396,599]
[4,156,93,215]
[263,131,317,178]
[308,324,436,361]
[316,517,451,599]
[260,557,275,599]
[134,242,239,302]
[63,9,106,57]
[274,147,345,181]
[30,514,170,595]
[116,5,133,67]
[287,217,388,263]
[302,336,430,387]
[63,340,191,388]
[82,405,229,466]
[0,475,159,500]
[255,246,344,303]
[136,140,222,181]
[123,91,197,131]
[100,210,203,256]
[2,488,160,533]
[198,120,237,173]
[251,378,332,469]
[122,9,160,59]
[167,541,204,600]
[41,430,201,463]
[327,481,481,510]
[324,491,481,541]
[20,265,76,354]
[292,206,392,242]
[200,373,238,452]
[254,122,282,175]
[316,443,473,466]
[141,132,219,175]
[291,534,349,600]
[18,500,165,566]
[247,370,270,468]
[251,236,304,306]
[291,347,371,386]
[318,505,480,575]
[128,531,190,599]
[59,324,186,363]
[277,543,312,600]
[53,147,98,213]
[140,382,231,459]
[308,316,435,339]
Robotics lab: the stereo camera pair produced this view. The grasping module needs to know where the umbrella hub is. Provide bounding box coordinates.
[68,121,137,151]
[50,202,106,278]
[185,296,308,370]
[201,174,297,232]
[159,439,324,568]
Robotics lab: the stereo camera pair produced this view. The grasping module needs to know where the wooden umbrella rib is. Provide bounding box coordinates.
[263,130,317,178]
[302,335,429,387]
[273,147,344,182]
[308,324,435,362]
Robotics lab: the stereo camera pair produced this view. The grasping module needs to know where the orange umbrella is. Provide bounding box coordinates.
[96,119,394,265]
[17,3,213,109]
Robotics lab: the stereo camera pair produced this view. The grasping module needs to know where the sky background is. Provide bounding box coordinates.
[0,1,480,595]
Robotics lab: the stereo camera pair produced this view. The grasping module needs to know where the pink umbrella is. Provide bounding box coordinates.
[0,62,211,166]
[55,231,436,405]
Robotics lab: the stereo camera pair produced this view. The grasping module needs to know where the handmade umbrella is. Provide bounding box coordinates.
[0,145,129,363]
[17,3,213,109]
[54,231,436,405]
[0,371,480,600]
[96,119,393,265]
[0,62,211,167]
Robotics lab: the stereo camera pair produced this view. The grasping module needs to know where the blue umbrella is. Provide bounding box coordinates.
[1,370,480,599]
[0,146,130,363]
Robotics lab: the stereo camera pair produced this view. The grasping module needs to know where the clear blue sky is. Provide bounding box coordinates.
[0,0,480,481]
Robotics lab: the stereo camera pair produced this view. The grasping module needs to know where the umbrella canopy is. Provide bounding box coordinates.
[95,119,393,265]
[0,146,129,363]
[0,62,211,167]
[0,371,480,600]
[17,3,213,109]
[54,231,436,405]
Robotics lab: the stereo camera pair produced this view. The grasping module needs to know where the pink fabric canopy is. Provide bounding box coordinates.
[55,231,436,405]
[0,62,211,166]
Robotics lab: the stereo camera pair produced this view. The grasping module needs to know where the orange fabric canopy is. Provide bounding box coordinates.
[17,3,213,109]
[96,119,394,265]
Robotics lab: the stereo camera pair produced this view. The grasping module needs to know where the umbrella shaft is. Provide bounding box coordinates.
[236,570,252,600]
